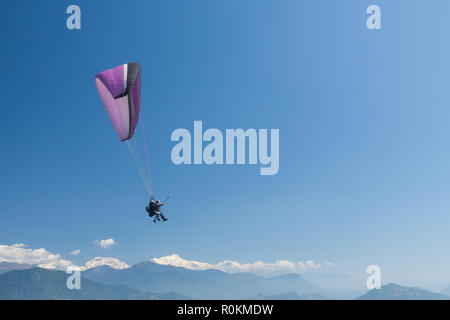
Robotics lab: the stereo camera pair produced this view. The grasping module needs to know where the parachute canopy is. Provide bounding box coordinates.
[95,63,141,141]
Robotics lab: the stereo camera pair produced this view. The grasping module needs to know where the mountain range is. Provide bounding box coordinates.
[82,261,319,299]
[247,292,329,300]
[357,283,449,300]
[0,262,34,275]
[0,268,151,300]
[1,261,449,300]
[0,268,190,300]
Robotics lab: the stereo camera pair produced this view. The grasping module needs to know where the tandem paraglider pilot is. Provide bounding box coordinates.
[146,198,169,223]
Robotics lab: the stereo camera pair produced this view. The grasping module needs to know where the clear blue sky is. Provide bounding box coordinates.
[1,0,450,289]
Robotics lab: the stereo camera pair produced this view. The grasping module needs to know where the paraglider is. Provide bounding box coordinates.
[146,197,169,223]
[95,63,169,223]
[95,62,141,142]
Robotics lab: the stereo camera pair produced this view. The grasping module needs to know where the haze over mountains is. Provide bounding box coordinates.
[0,268,190,300]
[1,261,449,300]
[82,261,319,299]
[0,262,34,275]
[358,283,449,300]
[0,268,147,300]
[248,292,330,300]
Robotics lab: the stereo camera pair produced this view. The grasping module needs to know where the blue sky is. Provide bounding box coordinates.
[1,0,450,290]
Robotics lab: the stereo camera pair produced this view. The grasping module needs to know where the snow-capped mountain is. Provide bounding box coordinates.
[81,257,130,271]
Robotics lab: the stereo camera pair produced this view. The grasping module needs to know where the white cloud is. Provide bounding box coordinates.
[150,254,332,276]
[38,260,73,270]
[0,242,332,277]
[81,257,130,271]
[0,243,72,270]
[306,260,321,269]
[12,243,26,248]
[94,238,115,249]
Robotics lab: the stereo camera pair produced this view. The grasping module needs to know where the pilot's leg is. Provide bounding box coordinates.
[161,214,168,221]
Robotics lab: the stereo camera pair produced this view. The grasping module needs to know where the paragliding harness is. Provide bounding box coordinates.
[146,196,156,217]
[146,196,169,221]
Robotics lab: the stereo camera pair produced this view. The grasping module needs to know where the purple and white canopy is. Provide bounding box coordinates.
[95,63,141,141]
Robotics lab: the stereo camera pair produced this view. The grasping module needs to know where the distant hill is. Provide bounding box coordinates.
[0,268,189,300]
[150,292,192,300]
[303,272,366,293]
[440,285,450,296]
[357,283,449,300]
[0,262,34,275]
[248,292,329,300]
[83,261,318,299]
